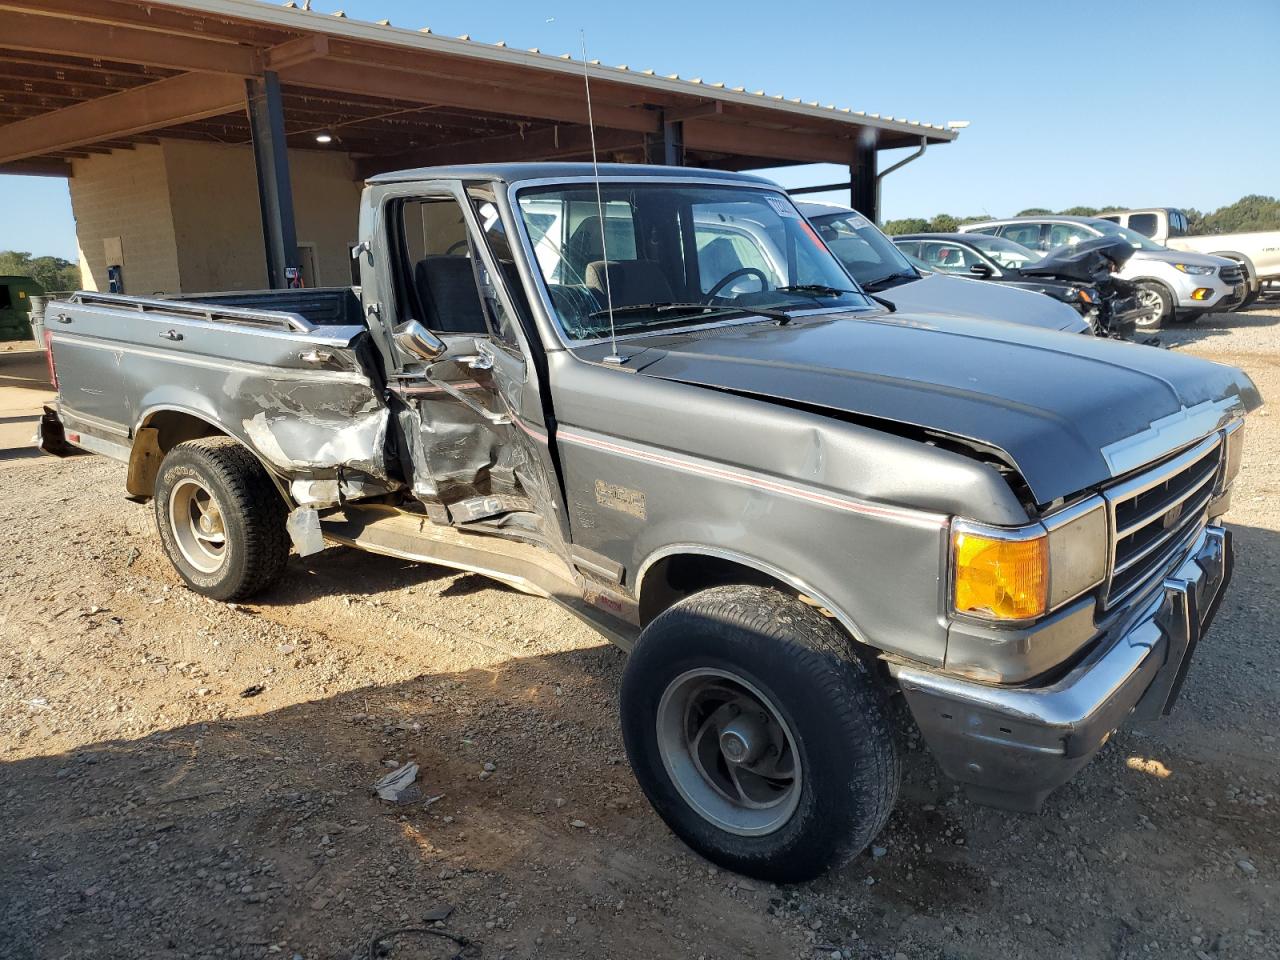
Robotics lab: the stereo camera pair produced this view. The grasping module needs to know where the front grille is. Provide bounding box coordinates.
[1219,264,1244,285]
[1104,435,1222,607]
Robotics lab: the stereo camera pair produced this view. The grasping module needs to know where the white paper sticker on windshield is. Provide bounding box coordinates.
[766,195,799,218]
[845,212,872,229]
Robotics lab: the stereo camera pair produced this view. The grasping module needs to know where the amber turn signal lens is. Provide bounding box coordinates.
[953,526,1048,621]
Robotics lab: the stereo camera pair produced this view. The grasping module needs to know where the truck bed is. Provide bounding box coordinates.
[171,287,364,328]
[42,287,391,497]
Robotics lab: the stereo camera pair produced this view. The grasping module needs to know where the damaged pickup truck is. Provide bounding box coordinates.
[39,164,1260,882]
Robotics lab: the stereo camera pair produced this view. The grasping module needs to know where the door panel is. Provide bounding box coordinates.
[371,183,569,558]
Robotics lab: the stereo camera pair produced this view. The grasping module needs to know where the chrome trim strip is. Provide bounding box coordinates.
[1100,399,1239,478]
[1114,488,1214,576]
[1106,433,1221,504]
[1108,516,1207,609]
[558,426,948,530]
[68,291,313,332]
[1115,464,1218,540]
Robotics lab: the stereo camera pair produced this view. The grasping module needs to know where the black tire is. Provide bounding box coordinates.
[1134,281,1174,330]
[620,585,900,883]
[153,437,289,601]
[1237,289,1260,311]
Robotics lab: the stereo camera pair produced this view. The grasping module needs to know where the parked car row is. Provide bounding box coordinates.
[958,216,1247,330]
[1098,207,1280,310]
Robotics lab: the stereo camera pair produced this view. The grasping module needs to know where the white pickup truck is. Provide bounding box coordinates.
[1099,208,1280,309]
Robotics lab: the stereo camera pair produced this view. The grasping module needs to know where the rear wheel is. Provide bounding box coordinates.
[620,585,899,882]
[1134,281,1174,330]
[154,437,289,600]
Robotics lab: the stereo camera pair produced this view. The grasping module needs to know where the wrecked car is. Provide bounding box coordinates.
[38,163,1260,882]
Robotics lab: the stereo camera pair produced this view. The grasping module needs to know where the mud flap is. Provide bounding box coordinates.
[37,406,74,457]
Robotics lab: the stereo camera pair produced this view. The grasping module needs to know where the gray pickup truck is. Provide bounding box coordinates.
[38,164,1259,882]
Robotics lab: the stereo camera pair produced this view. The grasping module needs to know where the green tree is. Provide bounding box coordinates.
[1017,207,1052,216]
[0,250,80,293]
[881,217,929,236]
[1199,195,1280,235]
[1058,205,1100,217]
[928,213,960,233]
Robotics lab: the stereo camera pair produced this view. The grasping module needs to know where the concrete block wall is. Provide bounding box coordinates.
[69,144,182,296]
[69,140,363,296]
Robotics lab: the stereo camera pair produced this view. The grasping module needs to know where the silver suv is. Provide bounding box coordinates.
[960,215,1246,330]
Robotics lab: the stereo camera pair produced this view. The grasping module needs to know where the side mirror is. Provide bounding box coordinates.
[393,319,446,362]
[969,262,994,278]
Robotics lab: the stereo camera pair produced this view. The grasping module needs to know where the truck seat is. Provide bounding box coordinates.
[414,256,488,334]
[585,260,674,308]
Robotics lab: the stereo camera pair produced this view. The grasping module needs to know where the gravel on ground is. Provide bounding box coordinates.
[2,307,1277,960]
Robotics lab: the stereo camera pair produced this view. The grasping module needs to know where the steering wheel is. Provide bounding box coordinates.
[704,267,770,302]
[444,238,470,256]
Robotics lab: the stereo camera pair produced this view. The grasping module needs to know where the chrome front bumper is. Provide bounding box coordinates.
[892,525,1232,812]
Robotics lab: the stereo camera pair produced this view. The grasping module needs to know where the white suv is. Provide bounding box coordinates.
[960,215,1245,330]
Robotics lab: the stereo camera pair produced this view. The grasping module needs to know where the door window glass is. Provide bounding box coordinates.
[468,186,533,350]
[999,223,1045,249]
[1045,223,1095,249]
[917,242,981,273]
[1128,213,1158,237]
[392,196,488,335]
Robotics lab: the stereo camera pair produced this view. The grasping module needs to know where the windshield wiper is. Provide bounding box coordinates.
[858,272,916,292]
[774,284,860,296]
[588,302,797,325]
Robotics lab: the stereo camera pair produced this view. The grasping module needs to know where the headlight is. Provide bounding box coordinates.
[951,497,1107,622]
[1174,263,1215,276]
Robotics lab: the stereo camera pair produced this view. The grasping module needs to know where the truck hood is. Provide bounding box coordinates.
[876,271,1089,333]
[622,311,1261,505]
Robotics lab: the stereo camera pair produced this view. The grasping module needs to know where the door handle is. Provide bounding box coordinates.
[299,349,334,364]
[159,329,183,341]
[54,314,73,324]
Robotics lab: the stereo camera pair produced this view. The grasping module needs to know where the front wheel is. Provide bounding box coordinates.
[154,437,290,601]
[620,585,900,883]
[1134,281,1174,331]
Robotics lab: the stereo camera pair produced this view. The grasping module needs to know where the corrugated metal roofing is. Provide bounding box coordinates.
[158,0,958,143]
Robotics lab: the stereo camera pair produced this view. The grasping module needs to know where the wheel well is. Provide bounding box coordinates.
[638,553,803,626]
[125,410,226,499]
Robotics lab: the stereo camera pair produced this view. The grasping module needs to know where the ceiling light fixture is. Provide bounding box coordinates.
[315,130,334,144]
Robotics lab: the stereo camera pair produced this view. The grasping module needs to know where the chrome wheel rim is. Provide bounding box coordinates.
[168,478,227,574]
[656,668,802,837]
[1135,288,1163,328]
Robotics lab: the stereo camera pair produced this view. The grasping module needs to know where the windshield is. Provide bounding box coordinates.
[963,234,1040,269]
[515,183,869,340]
[1090,219,1167,251]
[808,210,918,285]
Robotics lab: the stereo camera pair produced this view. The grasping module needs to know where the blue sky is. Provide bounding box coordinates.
[2,0,1277,260]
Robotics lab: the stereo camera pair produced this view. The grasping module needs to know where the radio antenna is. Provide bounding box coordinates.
[581,30,622,364]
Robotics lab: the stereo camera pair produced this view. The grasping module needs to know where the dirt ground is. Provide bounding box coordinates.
[2,308,1277,960]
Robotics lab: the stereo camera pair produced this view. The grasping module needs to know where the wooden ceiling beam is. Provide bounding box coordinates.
[317,37,680,110]
[280,59,660,134]
[681,117,854,166]
[0,49,178,81]
[0,71,246,163]
[5,11,263,76]
[0,156,71,177]
[356,124,646,180]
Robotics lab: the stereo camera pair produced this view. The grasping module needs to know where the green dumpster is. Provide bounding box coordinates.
[0,275,45,341]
